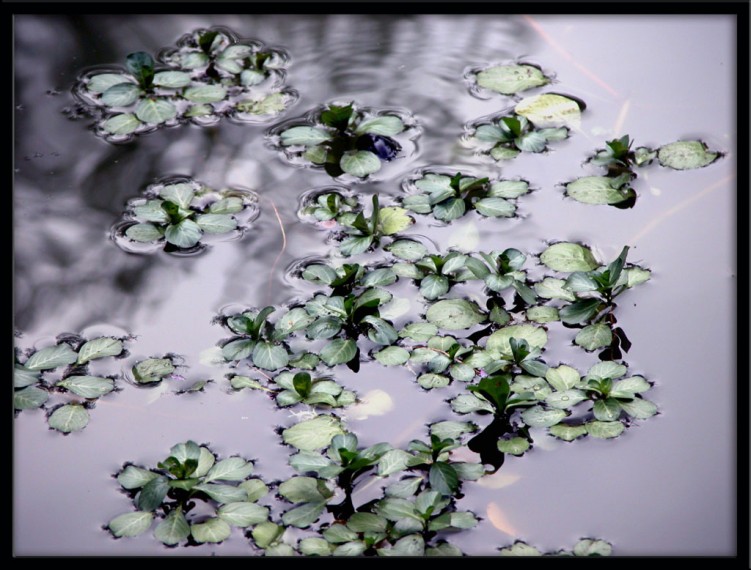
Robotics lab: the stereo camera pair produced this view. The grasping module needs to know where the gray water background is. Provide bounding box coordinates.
[13,14,737,556]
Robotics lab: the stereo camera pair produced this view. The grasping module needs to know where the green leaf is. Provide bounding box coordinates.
[363,268,398,287]
[340,151,381,177]
[77,337,123,364]
[160,183,195,208]
[283,415,345,451]
[379,207,413,235]
[559,298,601,325]
[14,366,40,388]
[135,98,177,124]
[218,502,269,527]
[534,278,576,301]
[566,176,632,205]
[450,393,494,414]
[208,197,244,215]
[593,398,621,421]
[586,420,625,439]
[587,361,627,380]
[153,70,192,88]
[379,534,425,556]
[526,306,559,323]
[573,539,613,556]
[515,93,581,128]
[165,219,202,248]
[485,324,548,358]
[339,235,373,256]
[193,483,248,504]
[498,437,530,455]
[433,198,466,221]
[387,239,429,261]
[417,373,450,389]
[618,397,658,420]
[475,197,515,217]
[48,404,89,433]
[476,64,549,94]
[516,131,548,153]
[117,465,158,489]
[299,537,334,556]
[14,386,49,410]
[101,82,141,107]
[282,126,332,146]
[540,242,598,272]
[429,462,459,496]
[548,423,588,442]
[625,267,652,288]
[426,299,485,330]
[204,457,253,482]
[125,223,162,242]
[102,113,141,135]
[520,406,567,428]
[398,322,438,342]
[223,339,255,362]
[25,343,78,371]
[154,508,190,545]
[490,145,520,160]
[252,342,289,371]
[374,346,409,366]
[57,375,115,399]
[133,358,174,383]
[334,541,369,556]
[184,84,227,103]
[557,389,593,416]
[427,543,464,556]
[132,474,169,512]
[657,140,719,170]
[611,376,651,397]
[88,73,132,93]
[282,501,327,528]
[545,365,581,391]
[280,476,332,503]
[195,213,237,234]
[356,115,405,136]
[320,339,357,366]
[126,51,154,87]
[238,479,268,503]
[191,517,232,544]
[420,274,449,300]
[565,271,600,293]
[108,511,153,538]
[575,323,613,351]
[430,420,475,441]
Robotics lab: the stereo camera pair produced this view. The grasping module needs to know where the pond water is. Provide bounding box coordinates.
[13,13,738,557]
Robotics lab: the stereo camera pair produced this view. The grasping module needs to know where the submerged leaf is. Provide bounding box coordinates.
[426,299,485,330]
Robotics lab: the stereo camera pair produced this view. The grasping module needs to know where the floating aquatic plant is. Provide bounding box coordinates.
[270,101,420,180]
[400,170,530,222]
[74,27,297,141]
[107,440,269,545]
[565,135,721,208]
[14,334,127,433]
[114,177,259,255]
[469,62,551,97]
[464,93,583,160]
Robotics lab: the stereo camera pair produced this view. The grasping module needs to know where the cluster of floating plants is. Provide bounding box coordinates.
[270,101,420,181]
[113,176,259,255]
[74,27,297,141]
[13,26,727,557]
[564,135,721,208]
[14,334,128,433]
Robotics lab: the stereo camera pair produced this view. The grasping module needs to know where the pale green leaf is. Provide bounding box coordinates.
[108,511,153,538]
[48,404,89,433]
